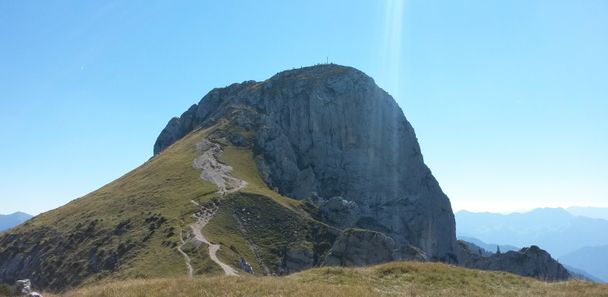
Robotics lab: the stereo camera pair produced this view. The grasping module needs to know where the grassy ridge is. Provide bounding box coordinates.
[43,261,608,297]
[219,138,307,214]
[0,121,336,290]
[202,128,338,276]
[0,122,339,290]
[0,128,221,289]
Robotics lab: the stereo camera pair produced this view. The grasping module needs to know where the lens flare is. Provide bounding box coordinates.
[382,0,405,99]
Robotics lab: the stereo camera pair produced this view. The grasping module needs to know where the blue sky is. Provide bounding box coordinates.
[0,0,606,215]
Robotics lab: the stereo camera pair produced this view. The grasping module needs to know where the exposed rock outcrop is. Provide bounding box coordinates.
[318,197,360,229]
[154,64,457,261]
[324,229,396,267]
[239,258,254,274]
[457,241,570,281]
[323,229,429,267]
[16,279,43,297]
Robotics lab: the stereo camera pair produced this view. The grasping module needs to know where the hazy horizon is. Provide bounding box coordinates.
[6,206,608,218]
[1,1,606,215]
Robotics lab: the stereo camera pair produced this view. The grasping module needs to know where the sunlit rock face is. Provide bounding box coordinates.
[155,64,457,261]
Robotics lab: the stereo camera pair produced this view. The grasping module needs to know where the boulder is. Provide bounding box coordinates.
[16,279,31,294]
[15,279,43,297]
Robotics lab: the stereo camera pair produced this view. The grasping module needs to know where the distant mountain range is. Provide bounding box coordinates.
[560,245,608,283]
[457,236,519,254]
[456,208,608,283]
[0,212,32,232]
[563,264,604,283]
[456,208,608,257]
[566,207,608,220]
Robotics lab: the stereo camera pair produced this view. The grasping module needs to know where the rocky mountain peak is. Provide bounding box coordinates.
[154,64,378,155]
[154,64,457,261]
[0,65,574,292]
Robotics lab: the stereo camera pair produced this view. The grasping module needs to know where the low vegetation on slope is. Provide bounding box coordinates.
[204,193,337,275]
[40,262,607,297]
[194,126,339,275]
[0,122,337,290]
[0,128,222,289]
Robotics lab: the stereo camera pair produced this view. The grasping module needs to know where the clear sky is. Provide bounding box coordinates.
[0,1,606,215]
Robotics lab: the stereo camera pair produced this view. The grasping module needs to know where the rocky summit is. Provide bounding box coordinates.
[155,64,457,261]
[0,64,569,292]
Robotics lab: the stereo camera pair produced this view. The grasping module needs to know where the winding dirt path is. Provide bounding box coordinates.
[177,229,194,278]
[177,138,247,277]
[190,202,239,276]
[193,139,247,194]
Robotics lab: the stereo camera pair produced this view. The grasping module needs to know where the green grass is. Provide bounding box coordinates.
[204,193,337,275]
[9,120,592,297]
[0,128,220,289]
[44,261,608,297]
[201,125,338,276]
[0,122,337,290]
[219,140,307,214]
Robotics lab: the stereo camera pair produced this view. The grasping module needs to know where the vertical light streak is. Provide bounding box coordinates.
[382,0,405,99]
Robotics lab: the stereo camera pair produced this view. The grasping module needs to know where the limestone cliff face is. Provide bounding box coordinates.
[155,64,457,261]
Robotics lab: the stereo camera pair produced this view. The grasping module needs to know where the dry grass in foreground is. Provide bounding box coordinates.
[45,262,608,297]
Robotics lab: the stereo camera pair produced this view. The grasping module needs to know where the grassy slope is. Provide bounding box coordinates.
[204,193,336,275]
[5,122,600,296]
[43,261,608,297]
[0,128,222,289]
[1,123,332,290]
[219,145,305,212]
[204,140,337,275]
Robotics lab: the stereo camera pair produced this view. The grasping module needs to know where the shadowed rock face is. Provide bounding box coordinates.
[323,229,427,267]
[457,241,571,281]
[324,229,397,267]
[155,64,457,261]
